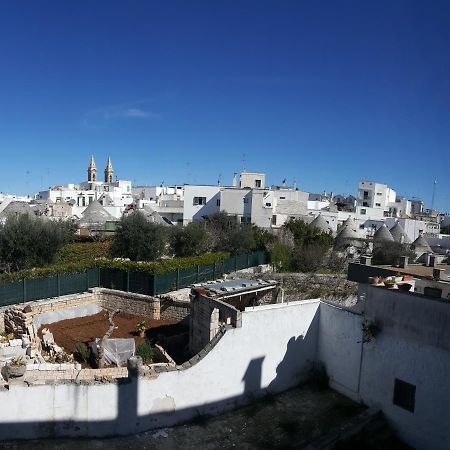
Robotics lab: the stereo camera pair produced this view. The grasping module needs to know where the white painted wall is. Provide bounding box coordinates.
[183,185,220,224]
[317,302,363,401]
[0,300,320,439]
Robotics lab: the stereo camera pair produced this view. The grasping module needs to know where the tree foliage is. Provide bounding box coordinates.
[0,214,74,272]
[372,241,416,266]
[269,218,334,273]
[170,222,208,257]
[110,211,167,261]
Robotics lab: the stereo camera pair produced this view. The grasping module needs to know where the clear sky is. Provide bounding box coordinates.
[1,1,449,211]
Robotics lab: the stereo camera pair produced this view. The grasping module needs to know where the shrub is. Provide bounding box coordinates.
[135,339,153,364]
[74,342,90,363]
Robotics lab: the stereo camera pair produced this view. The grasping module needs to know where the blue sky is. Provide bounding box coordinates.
[1,1,449,211]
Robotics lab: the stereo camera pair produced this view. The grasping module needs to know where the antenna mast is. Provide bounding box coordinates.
[431,180,437,211]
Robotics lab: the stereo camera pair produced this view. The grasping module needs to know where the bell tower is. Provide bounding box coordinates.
[104,157,114,183]
[87,155,97,182]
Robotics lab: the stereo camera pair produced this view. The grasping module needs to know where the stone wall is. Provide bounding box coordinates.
[2,288,190,338]
[97,289,160,319]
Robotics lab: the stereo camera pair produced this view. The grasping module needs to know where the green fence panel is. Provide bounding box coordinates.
[129,271,151,295]
[223,257,235,274]
[154,271,178,295]
[100,268,126,291]
[59,272,88,296]
[87,268,100,288]
[178,267,198,289]
[236,254,248,270]
[25,276,58,302]
[0,281,24,306]
[198,264,214,282]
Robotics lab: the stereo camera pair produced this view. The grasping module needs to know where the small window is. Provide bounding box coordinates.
[280,196,286,200]
[255,179,261,188]
[363,191,369,196]
[393,379,416,413]
[193,197,206,206]
[240,216,251,223]
[361,209,366,215]
[377,192,382,196]
[363,202,369,207]
[375,203,381,207]
[359,224,365,229]
[271,215,277,225]
[265,203,272,207]
[216,199,221,207]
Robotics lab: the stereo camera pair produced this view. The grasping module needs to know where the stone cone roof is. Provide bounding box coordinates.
[79,200,115,226]
[412,235,432,254]
[310,214,331,232]
[141,205,167,225]
[342,216,356,228]
[0,201,33,218]
[373,224,394,242]
[336,224,360,240]
[389,222,411,244]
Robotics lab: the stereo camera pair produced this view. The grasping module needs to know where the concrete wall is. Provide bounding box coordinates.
[0,299,320,439]
[358,286,450,450]
[317,302,363,401]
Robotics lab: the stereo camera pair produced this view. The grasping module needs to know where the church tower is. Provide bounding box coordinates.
[87,155,97,182]
[104,157,114,183]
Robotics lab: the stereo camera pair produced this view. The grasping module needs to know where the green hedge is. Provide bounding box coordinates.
[54,242,112,265]
[0,252,230,284]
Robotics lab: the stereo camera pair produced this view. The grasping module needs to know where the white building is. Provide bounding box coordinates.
[35,157,133,219]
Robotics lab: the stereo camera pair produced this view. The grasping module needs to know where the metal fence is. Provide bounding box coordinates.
[0,251,268,308]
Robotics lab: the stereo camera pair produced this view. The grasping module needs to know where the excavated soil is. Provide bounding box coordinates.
[38,311,178,355]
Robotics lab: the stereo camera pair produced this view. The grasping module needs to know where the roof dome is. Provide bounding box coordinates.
[310,214,332,232]
[411,234,432,254]
[336,224,361,240]
[389,222,411,244]
[373,224,394,242]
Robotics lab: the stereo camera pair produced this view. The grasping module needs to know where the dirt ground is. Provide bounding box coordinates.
[38,311,178,355]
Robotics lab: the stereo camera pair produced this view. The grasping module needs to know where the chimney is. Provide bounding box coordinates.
[399,256,409,268]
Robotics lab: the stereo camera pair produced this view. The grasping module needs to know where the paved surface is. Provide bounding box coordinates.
[0,385,364,450]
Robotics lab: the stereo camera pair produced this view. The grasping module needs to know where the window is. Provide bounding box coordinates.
[271,215,277,225]
[265,202,272,207]
[393,379,416,413]
[216,199,221,207]
[243,198,249,204]
[375,203,381,207]
[377,192,382,196]
[241,216,251,223]
[359,224,365,229]
[193,197,206,206]
[280,196,286,200]
[255,179,261,188]
[363,190,369,199]
[360,209,366,215]
[363,202,369,207]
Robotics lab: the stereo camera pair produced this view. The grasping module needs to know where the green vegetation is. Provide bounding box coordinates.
[170,221,209,257]
[111,211,167,261]
[372,242,416,266]
[55,241,112,265]
[0,214,74,273]
[74,342,91,363]
[268,218,336,273]
[441,224,450,235]
[135,338,153,364]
